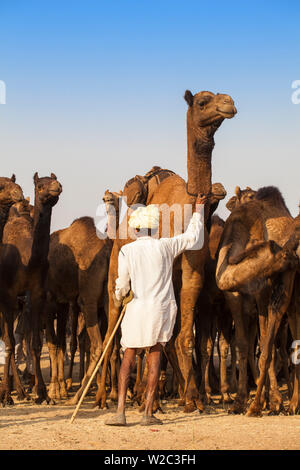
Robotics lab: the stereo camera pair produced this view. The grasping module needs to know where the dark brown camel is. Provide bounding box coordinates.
[216,186,298,416]
[284,207,300,414]
[0,175,25,403]
[96,91,237,413]
[196,186,259,406]
[46,215,113,402]
[0,173,62,404]
[45,170,170,405]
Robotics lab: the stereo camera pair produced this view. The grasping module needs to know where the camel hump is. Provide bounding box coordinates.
[256,186,290,214]
[71,216,95,228]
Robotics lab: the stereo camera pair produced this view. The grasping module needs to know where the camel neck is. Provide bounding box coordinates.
[186,113,214,196]
[29,200,52,267]
[0,206,10,242]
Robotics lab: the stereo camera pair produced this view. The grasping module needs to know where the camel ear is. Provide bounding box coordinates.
[226,196,237,212]
[34,172,39,184]
[51,173,57,180]
[235,186,241,199]
[26,196,30,202]
[11,174,16,182]
[184,90,194,107]
[246,186,251,191]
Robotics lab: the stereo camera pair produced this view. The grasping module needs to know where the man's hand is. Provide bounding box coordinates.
[196,193,208,205]
[195,193,208,213]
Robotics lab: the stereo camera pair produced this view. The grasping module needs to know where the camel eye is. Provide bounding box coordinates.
[199,100,206,108]
[0,185,4,192]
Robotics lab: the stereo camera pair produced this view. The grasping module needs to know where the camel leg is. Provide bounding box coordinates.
[176,270,204,413]
[277,317,292,396]
[247,315,258,388]
[229,331,238,393]
[256,288,283,413]
[225,292,249,414]
[199,321,214,404]
[46,300,60,400]
[0,313,15,405]
[56,304,68,399]
[196,299,214,405]
[247,271,295,417]
[287,275,300,414]
[29,289,52,405]
[66,298,102,406]
[66,303,79,391]
[158,352,168,400]
[164,339,185,399]
[133,350,144,396]
[217,304,233,404]
[95,299,121,409]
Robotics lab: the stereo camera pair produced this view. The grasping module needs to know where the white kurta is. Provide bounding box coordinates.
[115,211,204,349]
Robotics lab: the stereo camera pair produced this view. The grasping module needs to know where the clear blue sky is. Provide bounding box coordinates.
[0,0,299,230]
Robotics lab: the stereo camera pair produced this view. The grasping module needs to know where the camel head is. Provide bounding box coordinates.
[226,186,257,212]
[103,189,122,239]
[103,189,122,214]
[0,174,24,208]
[210,182,227,204]
[123,175,148,206]
[184,90,237,132]
[33,172,62,207]
[8,198,32,220]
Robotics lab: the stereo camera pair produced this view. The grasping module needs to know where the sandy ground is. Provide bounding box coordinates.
[1,346,300,451]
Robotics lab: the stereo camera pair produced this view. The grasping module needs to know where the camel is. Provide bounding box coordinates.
[133,183,228,409]
[0,173,62,404]
[284,206,300,414]
[216,186,298,416]
[0,175,25,402]
[226,186,256,212]
[0,175,24,241]
[47,168,174,404]
[197,186,259,406]
[46,215,113,402]
[96,90,237,412]
[195,214,233,405]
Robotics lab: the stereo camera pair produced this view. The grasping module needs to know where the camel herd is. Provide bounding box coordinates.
[1,89,300,419]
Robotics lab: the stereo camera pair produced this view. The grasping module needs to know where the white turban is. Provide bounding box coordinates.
[129,205,160,229]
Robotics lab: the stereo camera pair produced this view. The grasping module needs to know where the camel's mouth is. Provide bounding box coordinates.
[49,189,62,197]
[216,107,237,119]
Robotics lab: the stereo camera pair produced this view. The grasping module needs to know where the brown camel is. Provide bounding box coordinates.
[216,186,298,416]
[134,183,228,409]
[0,173,62,404]
[226,186,256,212]
[0,175,25,403]
[47,169,173,404]
[197,186,259,406]
[96,90,237,412]
[46,215,113,402]
[285,206,300,414]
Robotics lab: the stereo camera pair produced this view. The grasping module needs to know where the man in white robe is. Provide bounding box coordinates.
[105,194,206,426]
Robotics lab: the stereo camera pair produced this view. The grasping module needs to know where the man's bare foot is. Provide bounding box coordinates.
[140,415,163,426]
[105,413,127,426]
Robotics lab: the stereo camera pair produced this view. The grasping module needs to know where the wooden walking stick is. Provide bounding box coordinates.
[70,291,133,424]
